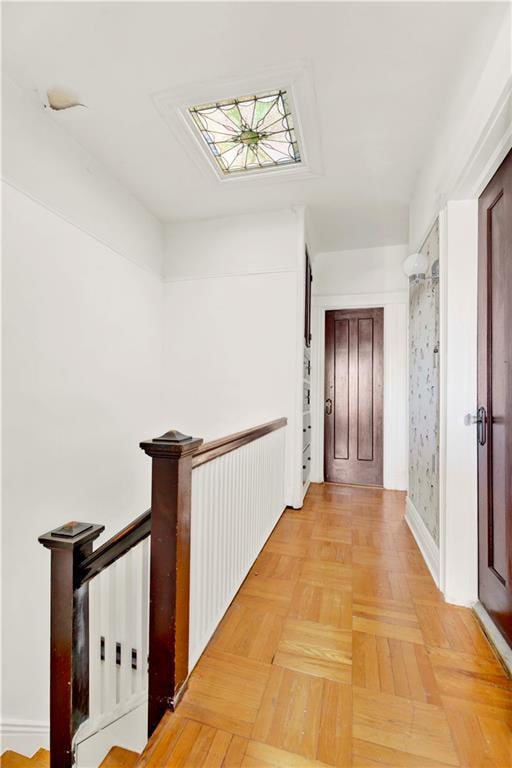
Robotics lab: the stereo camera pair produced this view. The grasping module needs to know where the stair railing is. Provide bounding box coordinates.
[39,418,286,767]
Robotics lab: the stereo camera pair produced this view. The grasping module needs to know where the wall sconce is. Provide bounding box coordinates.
[402,253,440,289]
[402,252,429,283]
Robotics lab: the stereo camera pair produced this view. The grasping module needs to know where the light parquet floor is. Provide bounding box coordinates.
[137,483,512,768]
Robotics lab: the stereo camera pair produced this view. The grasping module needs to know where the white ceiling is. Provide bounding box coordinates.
[2,2,505,252]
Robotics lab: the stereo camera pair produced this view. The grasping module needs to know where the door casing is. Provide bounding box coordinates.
[310,294,408,492]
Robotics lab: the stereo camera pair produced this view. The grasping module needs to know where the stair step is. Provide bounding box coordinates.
[0,749,49,768]
[28,750,49,768]
[0,752,32,768]
[99,746,140,768]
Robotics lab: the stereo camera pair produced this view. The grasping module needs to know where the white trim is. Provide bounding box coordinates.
[440,202,479,607]
[164,266,297,283]
[412,78,512,255]
[311,292,408,490]
[0,720,49,736]
[152,60,323,185]
[2,178,163,280]
[74,691,147,745]
[313,291,407,308]
[447,75,512,200]
[0,719,49,755]
[405,496,440,587]
[291,210,307,508]
[438,207,448,597]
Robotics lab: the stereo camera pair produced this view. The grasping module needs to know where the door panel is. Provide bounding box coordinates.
[325,308,383,486]
[478,148,512,645]
[357,318,374,461]
[334,318,349,459]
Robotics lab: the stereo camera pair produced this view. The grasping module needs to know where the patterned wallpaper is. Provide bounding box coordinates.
[409,221,440,544]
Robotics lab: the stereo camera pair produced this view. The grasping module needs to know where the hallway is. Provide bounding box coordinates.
[136,484,512,767]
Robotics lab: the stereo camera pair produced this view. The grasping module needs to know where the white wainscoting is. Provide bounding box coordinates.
[311,293,408,491]
[74,538,150,762]
[189,428,286,669]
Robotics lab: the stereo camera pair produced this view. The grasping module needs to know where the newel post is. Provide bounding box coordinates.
[140,429,203,736]
[39,522,105,768]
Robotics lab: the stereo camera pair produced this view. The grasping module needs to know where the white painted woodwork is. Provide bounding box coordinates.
[311,293,408,491]
[189,428,286,669]
[75,539,150,747]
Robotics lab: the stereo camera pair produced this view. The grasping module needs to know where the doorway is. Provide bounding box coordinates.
[477,148,512,646]
[324,307,384,485]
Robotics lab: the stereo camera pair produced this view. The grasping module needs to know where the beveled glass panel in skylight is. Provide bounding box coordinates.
[189,90,301,176]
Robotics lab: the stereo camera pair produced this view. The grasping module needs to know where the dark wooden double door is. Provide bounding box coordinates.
[478,148,512,646]
[324,308,383,486]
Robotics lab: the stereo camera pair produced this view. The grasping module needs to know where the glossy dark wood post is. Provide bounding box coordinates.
[140,429,203,737]
[39,522,104,768]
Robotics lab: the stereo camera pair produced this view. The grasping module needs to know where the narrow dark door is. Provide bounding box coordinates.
[478,148,512,645]
[324,308,383,486]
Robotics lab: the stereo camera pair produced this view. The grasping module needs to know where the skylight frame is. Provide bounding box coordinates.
[152,61,323,184]
[187,89,302,177]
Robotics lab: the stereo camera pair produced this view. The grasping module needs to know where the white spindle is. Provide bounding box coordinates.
[74,539,150,748]
[189,428,286,669]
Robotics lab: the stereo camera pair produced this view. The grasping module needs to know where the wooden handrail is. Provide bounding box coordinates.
[79,509,151,585]
[39,417,287,767]
[192,417,287,468]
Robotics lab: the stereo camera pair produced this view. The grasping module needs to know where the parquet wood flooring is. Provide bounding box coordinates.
[135,483,512,767]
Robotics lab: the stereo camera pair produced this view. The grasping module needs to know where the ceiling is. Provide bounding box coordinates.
[1,2,505,252]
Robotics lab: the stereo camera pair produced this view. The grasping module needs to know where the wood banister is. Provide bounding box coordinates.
[39,522,105,768]
[192,417,287,468]
[79,509,151,585]
[139,429,203,736]
[39,418,287,765]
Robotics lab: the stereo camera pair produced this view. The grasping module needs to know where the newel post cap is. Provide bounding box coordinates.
[140,429,203,459]
[38,521,105,551]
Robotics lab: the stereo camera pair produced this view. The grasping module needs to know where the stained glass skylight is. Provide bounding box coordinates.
[188,90,301,176]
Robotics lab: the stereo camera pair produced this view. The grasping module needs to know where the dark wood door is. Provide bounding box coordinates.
[478,148,512,645]
[324,308,383,486]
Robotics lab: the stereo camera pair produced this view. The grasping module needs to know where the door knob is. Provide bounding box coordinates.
[325,398,333,415]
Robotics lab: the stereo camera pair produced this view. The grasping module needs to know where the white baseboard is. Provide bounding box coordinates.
[75,702,147,768]
[405,496,440,586]
[0,719,49,756]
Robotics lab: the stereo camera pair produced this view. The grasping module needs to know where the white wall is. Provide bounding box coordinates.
[163,208,305,507]
[2,75,164,276]
[1,74,166,752]
[313,245,409,296]
[165,209,300,279]
[2,184,164,747]
[409,3,511,250]
[310,245,408,492]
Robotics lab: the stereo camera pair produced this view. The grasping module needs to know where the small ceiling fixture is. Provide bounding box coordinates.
[188,89,301,176]
[44,87,86,112]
